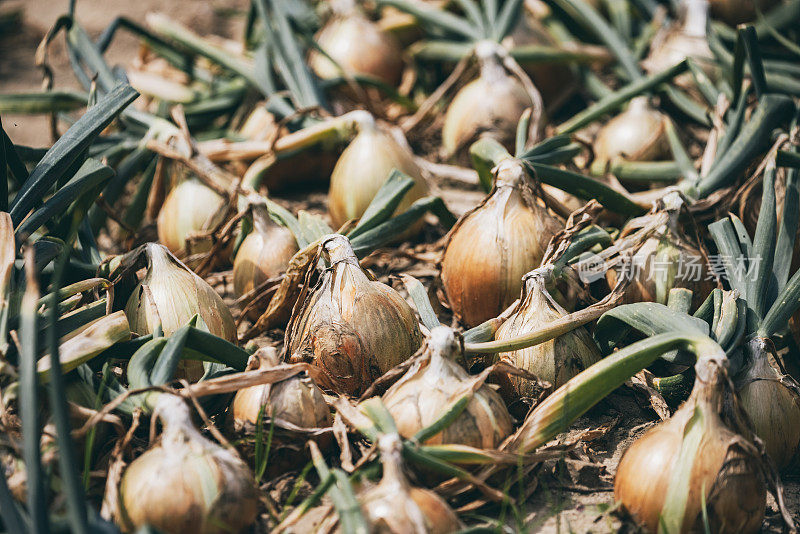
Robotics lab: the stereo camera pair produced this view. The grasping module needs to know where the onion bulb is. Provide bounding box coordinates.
[592,97,669,172]
[644,0,715,82]
[328,112,428,230]
[736,338,800,471]
[442,42,531,158]
[607,198,712,308]
[232,202,299,301]
[359,433,461,533]
[440,159,563,327]
[383,326,513,448]
[495,269,601,394]
[286,234,423,395]
[614,356,767,533]
[157,178,227,261]
[309,1,404,86]
[118,395,258,534]
[125,243,236,342]
[230,348,331,431]
[124,244,235,381]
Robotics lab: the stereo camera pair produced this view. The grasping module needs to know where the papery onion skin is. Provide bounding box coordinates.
[286,235,423,395]
[231,350,331,430]
[232,204,299,312]
[614,359,766,533]
[157,178,227,260]
[496,271,601,393]
[328,121,428,230]
[383,326,513,448]
[442,55,530,158]
[737,339,800,471]
[124,243,236,342]
[440,160,562,327]
[118,396,258,534]
[593,97,669,167]
[358,434,461,534]
[309,13,404,86]
[233,227,298,296]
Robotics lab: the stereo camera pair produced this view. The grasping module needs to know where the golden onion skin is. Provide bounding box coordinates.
[124,244,236,342]
[328,121,428,230]
[309,12,404,86]
[737,339,800,471]
[124,244,236,382]
[615,358,766,533]
[644,0,716,86]
[231,349,331,430]
[232,206,299,300]
[496,271,601,393]
[157,178,227,260]
[593,97,669,168]
[118,396,258,534]
[607,214,713,309]
[442,53,530,157]
[440,160,562,327]
[359,434,461,534]
[286,235,423,395]
[383,326,513,448]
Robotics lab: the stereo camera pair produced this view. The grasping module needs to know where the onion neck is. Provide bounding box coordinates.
[426,326,463,375]
[321,234,361,267]
[376,434,410,491]
[493,159,529,189]
[520,267,565,315]
[681,0,709,38]
[475,41,510,84]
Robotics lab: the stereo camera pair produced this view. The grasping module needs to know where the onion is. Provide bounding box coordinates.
[592,97,669,172]
[230,348,331,430]
[309,2,404,86]
[440,159,563,327]
[383,326,513,448]
[328,112,429,230]
[124,243,236,380]
[157,178,227,262]
[232,203,299,303]
[286,234,423,395]
[442,42,531,158]
[736,338,800,471]
[118,395,258,534]
[495,268,601,393]
[644,0,715,83]
[359,433,461,533]
[615,356,766,533]
[607,199,712,308]
[124,243,236,342]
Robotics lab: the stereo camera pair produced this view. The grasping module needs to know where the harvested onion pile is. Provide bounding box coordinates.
[2,0,800,532]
